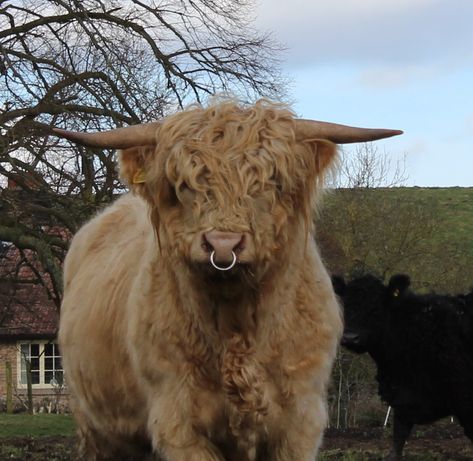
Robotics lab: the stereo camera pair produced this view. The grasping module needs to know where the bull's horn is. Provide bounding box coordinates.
[296,119,403,144]
[51,118,402,148]
[52,122,161,149]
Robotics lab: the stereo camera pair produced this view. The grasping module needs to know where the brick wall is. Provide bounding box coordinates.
[15,387,70,414]
[0,340,17,396]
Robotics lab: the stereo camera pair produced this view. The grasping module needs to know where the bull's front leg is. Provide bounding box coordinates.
[147,382,225,461]
[265,395,328,461]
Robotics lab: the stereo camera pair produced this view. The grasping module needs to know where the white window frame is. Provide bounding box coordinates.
[16,341,64,389]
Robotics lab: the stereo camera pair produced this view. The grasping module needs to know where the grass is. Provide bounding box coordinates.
[319,450,381,460]
[376,187,473,292]
[319,450,448,461]
[0,444,25,460]
[380,187,473,263]
[0,413,75,438]
[320,186,473,293]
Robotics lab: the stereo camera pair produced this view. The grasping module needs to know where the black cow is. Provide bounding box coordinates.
[333,273,473,460]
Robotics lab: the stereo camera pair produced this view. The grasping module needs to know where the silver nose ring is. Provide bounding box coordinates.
[210,251,237,271]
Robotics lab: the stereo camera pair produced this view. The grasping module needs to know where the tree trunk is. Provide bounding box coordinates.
[25,359,34,415]
[5,361,13,414]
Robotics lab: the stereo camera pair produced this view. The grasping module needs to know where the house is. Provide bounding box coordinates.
[0,242,68,412]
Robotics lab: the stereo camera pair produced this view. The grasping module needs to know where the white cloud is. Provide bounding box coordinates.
[357,64,440,88]
[256,0,473,69]
[258,0,438,24]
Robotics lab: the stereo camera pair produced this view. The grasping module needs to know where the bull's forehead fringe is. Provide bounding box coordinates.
[160,99,296,159]
[137,99,333,243]
[154,99,317,196]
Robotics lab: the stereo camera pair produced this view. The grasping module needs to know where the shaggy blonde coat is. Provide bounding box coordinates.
[59,100,343,461]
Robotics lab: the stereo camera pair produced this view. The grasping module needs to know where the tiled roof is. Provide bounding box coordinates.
[0,245,59,338]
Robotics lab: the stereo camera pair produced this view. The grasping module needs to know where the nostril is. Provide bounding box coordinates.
[201,235,213,253]
[341,331,360,346]
[234,235,245,253]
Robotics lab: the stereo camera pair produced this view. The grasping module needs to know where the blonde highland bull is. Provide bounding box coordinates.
[53,99,402,461]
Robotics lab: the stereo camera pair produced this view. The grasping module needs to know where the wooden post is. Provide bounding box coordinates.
[5,361,13,414]
[336,356,343,429]
[384,406,392,427]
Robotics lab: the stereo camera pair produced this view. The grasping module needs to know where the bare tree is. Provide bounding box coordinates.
[317,143,437,280]
[0,0,283,310]
[332,142,408,189]
[329,349,380,429]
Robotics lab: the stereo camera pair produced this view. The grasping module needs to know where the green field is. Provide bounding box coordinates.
[0,413,75,438]
[0,414,75,461]
[319,186,473,293]
[375,187,473,263]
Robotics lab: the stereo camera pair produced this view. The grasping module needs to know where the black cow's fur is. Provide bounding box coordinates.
[333,273,473,460]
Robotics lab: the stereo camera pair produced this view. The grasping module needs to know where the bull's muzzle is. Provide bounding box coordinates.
[210,250,237,271]
[203,230,244,271]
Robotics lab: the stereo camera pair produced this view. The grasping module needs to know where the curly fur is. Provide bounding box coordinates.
[59,99,342,461]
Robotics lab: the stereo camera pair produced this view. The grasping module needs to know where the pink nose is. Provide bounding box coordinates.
[203,231,244,263]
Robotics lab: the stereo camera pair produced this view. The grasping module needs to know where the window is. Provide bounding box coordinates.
[18,342,64,388]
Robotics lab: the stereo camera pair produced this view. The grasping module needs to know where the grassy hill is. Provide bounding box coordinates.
[318,186,473,293]
[382,187,473,264]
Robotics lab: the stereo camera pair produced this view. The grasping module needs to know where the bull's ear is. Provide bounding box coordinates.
[304,139,338,175]
[119,145,155,190]
[331,275,346,296]
[388,274,411,298]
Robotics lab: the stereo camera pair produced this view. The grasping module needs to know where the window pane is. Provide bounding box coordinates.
[20,344,29,357]
[55,371,64,385]
[54,356,62,370]
[45,371,63,386]
[45,357,53,370]
[31,371,40,384]
[30,357,39,371]
[44,343,53,356]
[45,371,53,384]
[30,344,39,356]
[19,344,29,384]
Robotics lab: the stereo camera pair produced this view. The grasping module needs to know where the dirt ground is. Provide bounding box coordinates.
[321,424,473,460]
[0,425,471,461]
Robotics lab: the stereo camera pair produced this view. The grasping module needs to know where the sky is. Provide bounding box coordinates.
[255,0,473,187]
